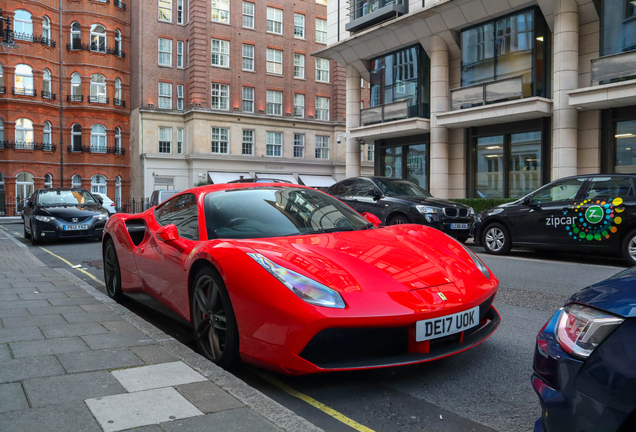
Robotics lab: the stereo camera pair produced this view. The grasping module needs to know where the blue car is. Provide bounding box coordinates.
[532,267,636,432]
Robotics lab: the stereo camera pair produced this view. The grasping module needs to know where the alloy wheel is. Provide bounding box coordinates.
[629,236,636,261]
[485,227,505,252]
[192,275,227,361]
[104,243,120,298]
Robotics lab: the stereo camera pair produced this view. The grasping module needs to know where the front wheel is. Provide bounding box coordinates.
[103,240,123,301]
[622,230,636,266]
[30,223,40,246]
[482,223,512,255]
[191,266,240,369]
[388,214,409,225]
[24,222,31,240]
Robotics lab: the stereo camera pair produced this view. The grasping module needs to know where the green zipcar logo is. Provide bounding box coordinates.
[585,206,604,224]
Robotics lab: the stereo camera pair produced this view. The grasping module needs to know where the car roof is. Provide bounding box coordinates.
[172,183,313,198]
[37,187,89,192]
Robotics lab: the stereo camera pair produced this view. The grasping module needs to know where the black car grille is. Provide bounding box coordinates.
[444,207,468,218]
[58,216,92,223]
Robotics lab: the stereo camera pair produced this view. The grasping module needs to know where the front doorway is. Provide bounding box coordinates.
[378,135,430,190]
[16,172,34,214]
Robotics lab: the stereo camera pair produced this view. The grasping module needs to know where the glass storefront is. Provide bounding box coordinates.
[382,146,403,179]
[510,132,542,197]
[407,144,427,189]
[380,138,429,191]
[476,136,504,198]
[615,120,636,173]
[600,0,636,56]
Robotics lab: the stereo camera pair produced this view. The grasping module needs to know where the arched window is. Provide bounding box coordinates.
[14,64,34,96]
[115,176,121,209]
[72,174,82,188]
[114,127,121,154]
[42,16,51,41]
[90,24,106,52]
[91,175,107,194]
[15,118,34,150]
[72,123,82,152]
[71,72,82,99]
[42,69,52,98]
[0,63,4,88]
[91,124,107,153]
[14,10,33,40]
[44,173,53,188]
[43,121,52,150]
[0,172,4,216]
[0,118,4,142]
[115,30,122,54]
[114,78,122,104]
[71,22,81,49]
[16,172,34,213]
[90,74,107,103]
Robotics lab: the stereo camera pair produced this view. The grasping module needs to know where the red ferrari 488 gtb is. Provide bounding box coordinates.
[102,184,500,375]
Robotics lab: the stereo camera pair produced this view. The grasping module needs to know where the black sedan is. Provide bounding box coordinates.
[326,177,475,241]
[23,188,110,245]
[472,174,636,265]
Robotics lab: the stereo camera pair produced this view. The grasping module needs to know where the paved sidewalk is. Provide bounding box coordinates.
[0,231,323,432]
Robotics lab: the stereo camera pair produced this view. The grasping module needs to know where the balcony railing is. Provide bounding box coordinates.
[67,145,124,155]
[113,98,126,107]
[360,100,409,126]
[591,50,636,85]
[65,41,125,58]
[12,87,37,97]
[41,91,57,100]
[107,47,126,58]
[67,40,84,50]
[450,76,524,111]
[346,0,407,32]
[88,95,109,104]
[0,141,57,151]
[13,32,33,42]
[0,86,5,94]
[115,0,126,9]
[67,94,83,102]
[33,35,57,48]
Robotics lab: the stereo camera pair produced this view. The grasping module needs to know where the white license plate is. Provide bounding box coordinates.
[415,306,480,342]
[450,223,469,230]
[63,224,89,231]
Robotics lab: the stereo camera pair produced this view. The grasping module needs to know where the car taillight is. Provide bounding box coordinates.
[110,203,115,206]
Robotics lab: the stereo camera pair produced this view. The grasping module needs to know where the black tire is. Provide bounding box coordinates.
[30,222,40,246]
[190,266,240,369]
[482,222,512,255]
[103,239,123,301]
[622,229,636,267]
[24,222,31,240]
[388,214,409,225]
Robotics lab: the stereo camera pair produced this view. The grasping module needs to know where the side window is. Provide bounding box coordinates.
[353,180,375,197]
[338,180,356,196]
[585,177,634,199]
[155,193,199,240]
[532,178,586,204]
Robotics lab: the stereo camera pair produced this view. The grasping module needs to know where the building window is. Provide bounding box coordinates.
[242,87,254,112]
[71,72,82,97]
[243,2,254,28]
[294,14,305,39]
[159,82,172,109]
[43,121,52,150]
[266,90,282,116]
[212,0,229,23]
[242,130,254,155]
[115,30,122,54]
[115,127,121,153]
[115,78,122,101]
[600,0,636,55]
[91,124,107,153]
[315,58,330,82]
[14,64,34,96]
[316,0,327,4]
[211,83,229,110]
[72,174,82,187]
[15,118,34,149]
[72,124,82,151]
[242,44,254,71]
[159,38,172,66]
[266,132,282,157]
[0,118,4,141]
[293,134,305,158]
[90,74,107,103]
[70,22,81,49]
[177,0,185,24]
[177,41,184,68]
[42,16,50,40]
[115,176,121,208]
[211,39,230,67]
[316,18,327,44]
[613,118,636,173]
[177,128,183,153]
[368,144,375,162]
[159,127,172,153]
[91,175,107,194]
[211,127,229,154]
[267,7,283,34]
[14,10,33,40]
[44,173,53,188]
[315,136,329,159]
[294,53,305,79]
[90,24,106,52]
[267,49,283,74]
[42,69,52,97]
[316,97,330,120]
[294,93,304,117]
[380,143,428,189]
[177,85,184,110]
[159,0,172,21]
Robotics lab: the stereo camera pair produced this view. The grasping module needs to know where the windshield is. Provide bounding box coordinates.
[374,179,432,198]
[204,187,371,239]
[37,190,97,206]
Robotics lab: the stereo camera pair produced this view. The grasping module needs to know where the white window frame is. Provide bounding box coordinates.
[15,118,34,149]
[242,129,254,155]
[242,1,255,28]
[211,0,230,23]
[211,83,229,110]
[91,175,107,194]
[71,124,82,151]
[242,87,254,113]
[0,118,4,142]
[115,29,122,54]
[177,0,185,24]
[266,90,282,116]
[177,128,183,153]
[115,127,121,153]
[158,38,173,66]
[266,49,283,75]
[266,131,282,157]
[177,84,184,110]
[211,127,230,154]
[159,127,172,153]
[316,0,327,4]
[211,39,230,67]
[294,14,305,39]
[90,24,107,53]
[44,173,53,188]
[316,58,330,83]
[316,97,330,120]
[90,74,107,103]
[315,136,329,159]
[294,93,304,118]
[42,16,50,40]
[177,41,184,68]
[294,53,305,79]
[368,144,375,162]
[43,121,52,149]
[159,0,172,22]
[14,64,34,95]
[316,18,328,44]
[158,82,173,109]
[72,174,82,187]
[14,10,33,39]
[115,78,122,101]
[42,69,51,95]
[293,133,305,158]
[267,7,283,35]
[90,124,107,153]
[70,22,81,48]
[242,44,254,71]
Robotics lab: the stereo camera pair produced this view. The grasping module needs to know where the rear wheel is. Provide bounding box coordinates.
[388,214,409,225]
[622,229,636,266]
[103,240,123,301]
[482,223,512,255]
[190,266,240,369]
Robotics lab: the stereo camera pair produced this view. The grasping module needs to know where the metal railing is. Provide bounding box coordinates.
[12,87,37,96]
[0,86,5,94]
[360,100,409,126]
[41,91,56,100]
[34,35,57,47]
[115,0,126,9]
[450,76,524,111]
[0,141,57,151]
[67,145,124,155]
[67,94,83,102]
[591,50,636,85]
[88,95,109,104]
[118,198,150,214]
[113,98,126,107]
[13,32,33,42]
[348,0,404,21]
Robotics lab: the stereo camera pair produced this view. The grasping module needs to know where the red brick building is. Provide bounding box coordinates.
[0,0,130,215]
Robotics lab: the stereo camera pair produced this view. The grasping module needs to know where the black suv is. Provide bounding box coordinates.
[326,177,475,241]
[472,175,636,265]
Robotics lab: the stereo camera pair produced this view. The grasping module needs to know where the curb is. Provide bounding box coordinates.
[0,217,23,225]
[0,230,48,268]
[55,267,324,432]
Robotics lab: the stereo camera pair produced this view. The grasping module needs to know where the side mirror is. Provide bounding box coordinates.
[95,195,104,205]
[367,188,382,200]
[362,212,382,227]
[156,224,180,242]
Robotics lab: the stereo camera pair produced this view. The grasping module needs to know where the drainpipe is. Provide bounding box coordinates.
[58,0,64,186]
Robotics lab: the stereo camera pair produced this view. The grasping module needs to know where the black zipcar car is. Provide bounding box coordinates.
[326,177,475,241]
[472,174,636,265]
[23,188,109,245]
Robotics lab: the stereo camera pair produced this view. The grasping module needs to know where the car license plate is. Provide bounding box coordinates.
[415,306,480,342]
[450,223,469,230]
[63,224,89,231]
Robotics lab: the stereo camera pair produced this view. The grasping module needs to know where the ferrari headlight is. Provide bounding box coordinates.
[555,304,623,359]
[34,215,55,222]
[416,205,443,214]
[463,246,490,280]
[248,253,346,309]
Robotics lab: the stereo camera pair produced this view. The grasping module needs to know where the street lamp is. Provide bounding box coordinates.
[0,8,19,50]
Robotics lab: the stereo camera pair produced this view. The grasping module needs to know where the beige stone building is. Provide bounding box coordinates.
[317,0,636,199]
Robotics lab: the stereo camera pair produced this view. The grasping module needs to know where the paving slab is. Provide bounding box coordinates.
[111,361,208,392]
[128,345,179,365]
[0,307,29,319]
[81,332,156,350]
[0,300,50,310]
[62,311,122,323]
[28,305,85,316]
[175,380,244,413]
[0,402,102,432]
[0,344,8,362]
[57,348,144,373]
[40,322,108,338]
[1,314,65,329]
[0,293,19,302]
[17,292,69,301]
[10,336,89,358]
[0,355,65,384]
[63,289,93,298]
[100,320,142,334]
[79,304,113,313]
[160,408,282,432]
[0,382,30,413]
[85,387,203,432]
[23,371,126,408]
[0,326,43,344]
[47,297,100,306]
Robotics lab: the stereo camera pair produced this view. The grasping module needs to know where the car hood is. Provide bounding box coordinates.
[236,225,483,294]
[568,267,636,318]
[387,196,468,209]
[37,204,107,218]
